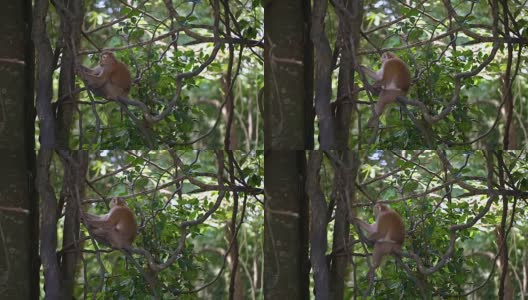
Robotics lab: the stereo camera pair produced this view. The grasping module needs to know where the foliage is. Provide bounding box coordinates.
[46,0,263,149]
[44,151,263,299]
[312,0,528,149]
[316,151,527,298]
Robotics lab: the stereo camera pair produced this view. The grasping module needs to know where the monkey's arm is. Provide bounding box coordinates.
[78,66,110,89]
[360,65,382,81]
[82,213,111,228]
[89,227,114,248]
[90,66,104,77]
[81,212,101,222]
[353,217,377,234]
[78,65,103,76]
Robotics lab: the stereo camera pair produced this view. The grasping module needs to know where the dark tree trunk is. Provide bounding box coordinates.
[227,219,244,300]
[264,151,309,299]
[227,152,244,300]
[60,151,89,298]
[329,151,359,300]
[334,0,363,150]
[56,0,84,149]
[311,0,335,149]
[264,0,314,150]
[501,74,516,149]
[496,152,513,300]
[0,1,38,299]
[32,0,64,297]
[54,1,85,297]
[306,152,329,299]
[33,0,85,298]
[37,149,62,299]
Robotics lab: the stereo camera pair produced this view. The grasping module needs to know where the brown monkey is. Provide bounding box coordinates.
[82,197,137,249]
[354,203,405,271]
[360,52,411,127]
[77,51,132,101]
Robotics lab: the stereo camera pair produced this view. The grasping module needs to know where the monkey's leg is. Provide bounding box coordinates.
[107,230,128,249]
[372,242,394,269]
[367,90,402,127]
[364,242,388,295]
[87,227,113,248]
[371,243,383,270]
[366,94,386,127]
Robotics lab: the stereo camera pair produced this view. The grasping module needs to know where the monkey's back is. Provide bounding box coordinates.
[110,62,132,94]
[377,211,405,244]
[112,207,137,246]
[382,59,411,92]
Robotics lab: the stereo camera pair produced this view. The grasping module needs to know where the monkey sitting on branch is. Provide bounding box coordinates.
[353,203,405,276]
[77,51,158,145]
[81,197,137,250]
[359,52,412,127]
[77,51,132,101]
[81,197,164,296]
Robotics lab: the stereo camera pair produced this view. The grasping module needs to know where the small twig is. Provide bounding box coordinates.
[0,206,30,214]
[0,58,25,65]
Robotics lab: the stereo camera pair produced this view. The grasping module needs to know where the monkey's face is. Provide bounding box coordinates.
[110,197,125,207]
[100,53,114,65]
[373,203,388,217]
[381,52,394,63]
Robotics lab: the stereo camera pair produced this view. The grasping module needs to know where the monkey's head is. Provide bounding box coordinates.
[110,197,126,207]
[99,51,116,66]
[381,52,396,63]
[373,203,389,217]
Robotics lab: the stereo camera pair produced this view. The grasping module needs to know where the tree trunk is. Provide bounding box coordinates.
[501,73,517,149]
[264,0,314,150]
[54,1,85,297]
[33,0,60,289]
[56,0,83,149]
[311,0,335,149]
[329,151,359,300]
[60,151,89,298]
[306,152,329,299]
[227,220,245,300]
[264,151,309,299]
[37,149,63,299]
[496,227,514,300]
[334,0,363,149]
[0,1,38,299]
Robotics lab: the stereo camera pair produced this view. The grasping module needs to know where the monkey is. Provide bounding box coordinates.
[354,203,405,272]
[81,197,137,249]
[359,52,411,127]
[77,51,132,101]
